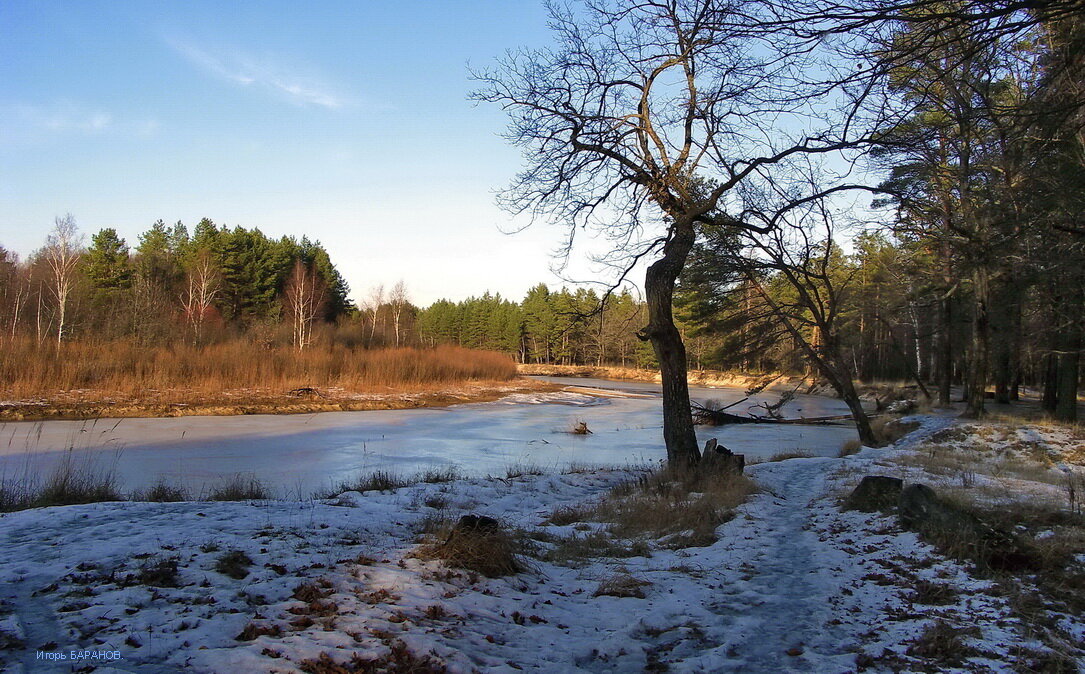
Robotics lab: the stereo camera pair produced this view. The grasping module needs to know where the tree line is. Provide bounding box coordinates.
[0,216,353,349]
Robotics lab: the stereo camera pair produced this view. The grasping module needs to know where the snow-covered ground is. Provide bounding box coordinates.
[1,413,1082,672]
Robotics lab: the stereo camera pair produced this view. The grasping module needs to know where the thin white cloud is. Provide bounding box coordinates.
[166,37,350,110]
[0,102,160,145]
[13,101,113,133]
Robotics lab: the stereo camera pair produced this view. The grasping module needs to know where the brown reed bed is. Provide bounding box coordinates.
[0,339,528,419]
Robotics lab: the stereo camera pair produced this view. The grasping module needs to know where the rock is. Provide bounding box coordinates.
[451,514,499,536]
[843,476,903,513]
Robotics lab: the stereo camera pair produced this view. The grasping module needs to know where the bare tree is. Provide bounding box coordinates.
[43,214,84,345]
[734,197,880,444]
[284,260,326,350]
[180,250,221,347]
[0,247,28,342]
[475,0,870,465]
[388,280,409,347]
[365,284,385,345]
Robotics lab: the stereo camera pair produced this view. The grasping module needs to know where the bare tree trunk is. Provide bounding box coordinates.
[1054,282,1082,422]
[1055,332,1081,422]
[965,265,990,417]
[1042,350,1059,412]
[642,219,700,467]
[938,253,954,407]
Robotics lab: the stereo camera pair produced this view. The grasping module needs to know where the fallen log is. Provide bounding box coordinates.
[692,402,858,426]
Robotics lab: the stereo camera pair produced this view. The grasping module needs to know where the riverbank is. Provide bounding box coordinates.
[518,363,787,389]
[0,379,559,422]
[1,414,1081,671]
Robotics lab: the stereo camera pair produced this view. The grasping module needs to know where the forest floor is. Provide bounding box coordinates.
[1,408,1082,672]
[0,379,559,423]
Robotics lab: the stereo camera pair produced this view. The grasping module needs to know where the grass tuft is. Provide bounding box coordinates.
[594,572,649,598]
[214,550,254,580]
[132,478,190,502]
[415,516,526,577]
[135,556,180,588]
[838,438,864,457]
[1,451,121,511]
[207,474,271,501]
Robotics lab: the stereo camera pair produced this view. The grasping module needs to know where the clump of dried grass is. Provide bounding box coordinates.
[415,516,526,577]
[594,572,650,598]
[132,478,190,502]
[839,438,864,457]
[206,474,271,501]
[544,531,651,564]
[1,450,122,512]
[766,450,814,462]
[598,465,757,547]
[906,619,980,664]
[872,417,920,445]
[214,550,254,580]
[544,464,757,556]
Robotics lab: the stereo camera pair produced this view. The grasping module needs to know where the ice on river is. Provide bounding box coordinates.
[0,377,857,494]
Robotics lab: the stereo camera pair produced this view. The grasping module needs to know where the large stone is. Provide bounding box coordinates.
[843,475,903,513]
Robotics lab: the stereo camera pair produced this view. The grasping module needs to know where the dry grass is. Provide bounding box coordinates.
[598,466,757,547]
[502,462,544,479]
[544,465,757,556]
[131,478,190,502]
[321,471,404,496]
[838,438,864,457]
[871,417,920,445]
[0,338,517,398]
[766,451,814,462]
[902,480,1085,662]
[214,550,254,580]
[298,641,447,674]
[544,531,652,564]
[594,572,650,598]
[206,474,272,501]
[906,620,980,664]
[0,451,122,511]
[317,467,463,500]
[415,517,526,578]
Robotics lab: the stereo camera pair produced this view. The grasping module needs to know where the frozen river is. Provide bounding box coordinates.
[0,377,858,495]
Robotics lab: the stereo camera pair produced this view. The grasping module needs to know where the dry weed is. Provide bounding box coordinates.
[594,572,650,598]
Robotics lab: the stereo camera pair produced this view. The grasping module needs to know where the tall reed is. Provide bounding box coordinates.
[0,338,517,396]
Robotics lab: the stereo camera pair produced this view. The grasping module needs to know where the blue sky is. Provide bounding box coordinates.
[0,0,603,305]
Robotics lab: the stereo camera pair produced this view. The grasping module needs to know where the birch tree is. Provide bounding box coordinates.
[43,214,83,345]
